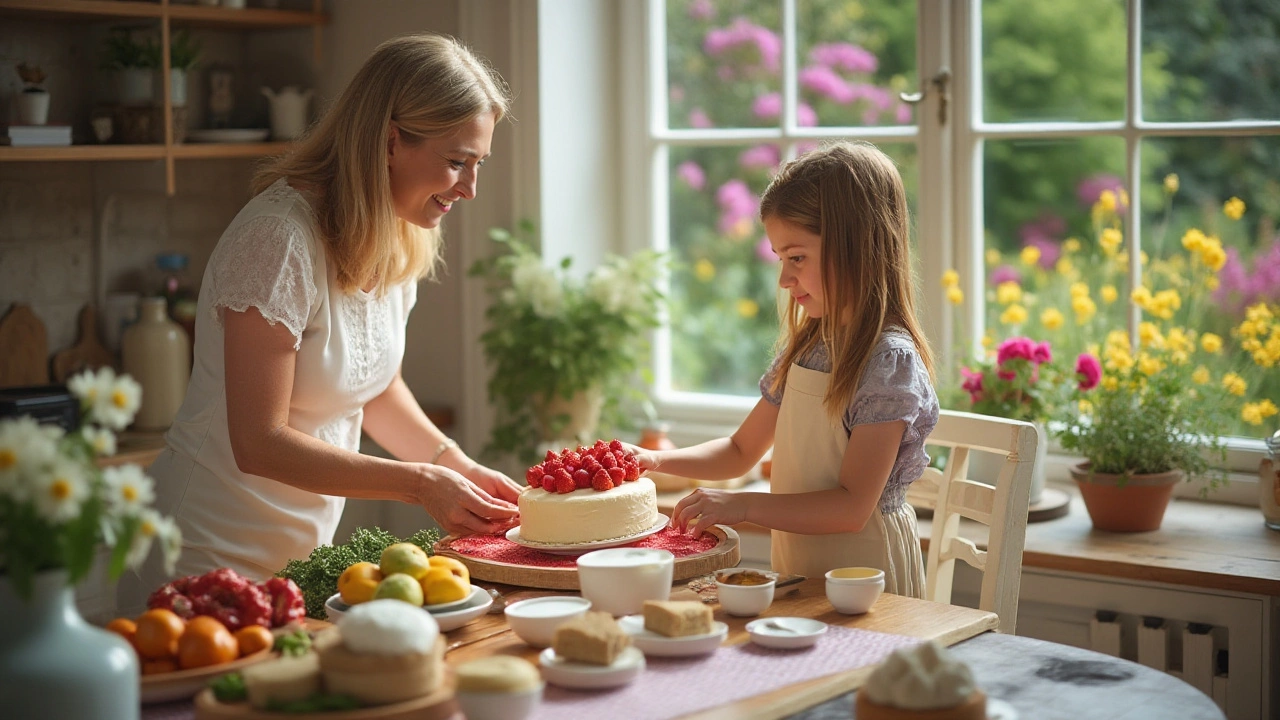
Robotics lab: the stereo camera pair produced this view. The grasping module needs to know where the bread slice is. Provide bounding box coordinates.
[642,600,713,637]
[315,628,445,706]
[552,611,631,666]
[241,653,321,710]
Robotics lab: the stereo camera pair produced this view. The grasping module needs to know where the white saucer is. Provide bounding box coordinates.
[324,583,486,624]
[430,586,494,631]
[618,614,727,657]
[745,616,827,649]
[538,646,645,689]
[506,515,669,555]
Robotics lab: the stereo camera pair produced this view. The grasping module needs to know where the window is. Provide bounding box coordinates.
[634,1,1278,480]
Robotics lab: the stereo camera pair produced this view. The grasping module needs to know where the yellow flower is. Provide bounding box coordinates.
[981,333,995,349]
[1200,333,1222,353]
[1119,189,1129,207]
[1100,285,1118,304]
[996,281,1023,305]
[946,286,964,305]
[941,269,960,288]
[1041,308,1065,330]
[1000,304,1028,326]
[1097,190,1117,213]
[1181,228,1207,252]
[1166,327,1195,354]
[1063,238,1081,253]
[736,298,759,318]
[1200,242,1227,272]
[1105,329,1129,351]
[1077,399,1093,414]
[1242,400,1279,426]
[1223,196,1245,221]
[1191,366,1211,385]
[1020,246,1041,267]
[1104,346,1134,372]
[1204,276,1219,291]
[1138,322,1165,349]
[1100,228,1123,255]
[1163,173,1179,194]
[985,249,1001,265]
[1102,376,1120,391]
[1056,257,1075,276]
[694,258,716,281]
[1137,353,1165,377]
[1244,303,1274,323]
[1069,282,1090,298]
[1071,295,1097,324]
[1131,286,1153,309]
[1221,372,1247,396]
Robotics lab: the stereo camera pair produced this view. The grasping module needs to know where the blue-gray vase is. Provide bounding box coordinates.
[0,569,139,720]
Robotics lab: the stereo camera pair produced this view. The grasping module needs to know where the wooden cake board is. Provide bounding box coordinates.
[434,525,741,590]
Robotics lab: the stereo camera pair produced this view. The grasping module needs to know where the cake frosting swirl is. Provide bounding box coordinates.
[864,640,978,711]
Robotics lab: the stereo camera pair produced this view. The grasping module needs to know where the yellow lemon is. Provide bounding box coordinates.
[337,562,383,605]
[427,555,470,585]
[421,567,470,606]
[373,573,425,607]
[379,542,431,580]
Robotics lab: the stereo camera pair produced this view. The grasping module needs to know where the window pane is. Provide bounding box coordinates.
[1142,136,1280,439]
[1142,1,1280,123]
[978,137,1129,365]
[666,0,781,130]
[795,0,917,128]
[981,0,1126,123]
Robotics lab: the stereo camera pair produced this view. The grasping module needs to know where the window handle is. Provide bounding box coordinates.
[900,67,951,126]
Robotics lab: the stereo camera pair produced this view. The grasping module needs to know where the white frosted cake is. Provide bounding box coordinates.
[518,477,660,545]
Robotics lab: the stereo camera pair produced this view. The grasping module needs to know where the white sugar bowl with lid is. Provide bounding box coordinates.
[576,548,675,616]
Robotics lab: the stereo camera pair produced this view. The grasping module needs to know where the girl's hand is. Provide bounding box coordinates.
[620,442,661,473]
[671,487,749,538]
[461,461,525,505]
[416,464,519,536]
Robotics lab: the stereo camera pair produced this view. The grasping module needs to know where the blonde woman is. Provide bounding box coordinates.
[121,34,520,607]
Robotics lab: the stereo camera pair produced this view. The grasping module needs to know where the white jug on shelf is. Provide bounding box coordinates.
[261,85,313,140]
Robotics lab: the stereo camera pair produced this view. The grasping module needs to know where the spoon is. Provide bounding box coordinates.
[764,619,799,634]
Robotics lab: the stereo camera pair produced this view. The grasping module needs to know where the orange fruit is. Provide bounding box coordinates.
[177,616,238,670]
[133,609,186,660]
[337,561,383,605]
[141,658,178,675]
[233,625,274,657]
[105,617,137,648]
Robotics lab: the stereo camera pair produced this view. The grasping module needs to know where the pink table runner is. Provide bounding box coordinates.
[528,625,922,720]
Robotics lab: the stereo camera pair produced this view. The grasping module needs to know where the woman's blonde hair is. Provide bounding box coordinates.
[760,141,935,422]
[253,33,511,296]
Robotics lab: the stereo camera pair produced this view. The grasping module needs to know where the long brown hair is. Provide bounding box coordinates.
[253,33,511,296]
[760,141,935,422]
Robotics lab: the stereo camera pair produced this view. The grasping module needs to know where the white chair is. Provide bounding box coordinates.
[907,409,1039,634]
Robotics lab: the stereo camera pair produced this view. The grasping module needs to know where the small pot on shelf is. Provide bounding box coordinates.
[16,89,50,125]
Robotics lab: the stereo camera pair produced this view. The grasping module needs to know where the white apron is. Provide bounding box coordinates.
[769,363,925,597]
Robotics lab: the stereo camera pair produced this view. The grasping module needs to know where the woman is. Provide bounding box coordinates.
[120,33,520,610]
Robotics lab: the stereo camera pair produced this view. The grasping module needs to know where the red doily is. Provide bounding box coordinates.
[443,526,719,568]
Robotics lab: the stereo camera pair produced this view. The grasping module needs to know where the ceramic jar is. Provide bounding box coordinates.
[122,296,190,430]
[1261,430,1280,531]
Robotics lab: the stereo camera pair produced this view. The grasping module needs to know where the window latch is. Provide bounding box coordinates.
[899,67,951,126]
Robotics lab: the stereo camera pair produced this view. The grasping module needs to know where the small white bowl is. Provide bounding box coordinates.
[503,595,592,647]
[455,684,543,720]
[538,646,645,689]
[576,548,675,616]
[745,617,828,649]
[715,568,776,617]
[824,566,885,614]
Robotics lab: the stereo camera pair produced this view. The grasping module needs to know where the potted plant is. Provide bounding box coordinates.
[14,62,49,125]
[167,30,202,107]
[469,221,667,465]
[0,367,181,719]
[100,28,160,107]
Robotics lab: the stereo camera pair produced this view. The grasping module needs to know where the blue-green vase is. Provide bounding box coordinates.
[0,569,139,720]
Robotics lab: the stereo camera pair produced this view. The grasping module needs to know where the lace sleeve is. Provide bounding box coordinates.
[208,216,318,350]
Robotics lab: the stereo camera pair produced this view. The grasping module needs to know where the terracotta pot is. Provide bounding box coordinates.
[1070,462,1182,532]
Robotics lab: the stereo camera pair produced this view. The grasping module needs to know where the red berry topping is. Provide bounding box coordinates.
[624,462,640,481]
[573,469,592,489]
[609,439,624,452]
[601,452,618,470]
[553,473,576,493]
[607,466,626,485]
[545,450,558,462]
[564,451,582,466]
[591,469,614,491]
[525,466,543,486]
[545,459,565,475]
[540,474,555,489]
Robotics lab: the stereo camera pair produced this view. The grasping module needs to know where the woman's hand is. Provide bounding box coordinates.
[459,461,524,505]
[620,442,662,473]
[414,463,519,536]
[671,487,750,538]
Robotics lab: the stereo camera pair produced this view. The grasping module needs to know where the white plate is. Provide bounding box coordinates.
[618,614,727,657]
[745,616,828,649]
[506,515,669,555]
[140,648,272,704]
[187,128,270,143]
[325,583,485,623]
[538,646,645,689]
[430,586,494,631]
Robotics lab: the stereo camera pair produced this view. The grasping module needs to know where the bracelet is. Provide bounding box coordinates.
[430,438,460,464]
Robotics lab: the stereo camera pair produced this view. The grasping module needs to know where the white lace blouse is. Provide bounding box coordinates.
[145,179,417,582]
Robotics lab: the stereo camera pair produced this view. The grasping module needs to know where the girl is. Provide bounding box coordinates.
[635,141,938,596]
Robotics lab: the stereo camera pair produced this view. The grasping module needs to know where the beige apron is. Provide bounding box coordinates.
[770,363,925,598]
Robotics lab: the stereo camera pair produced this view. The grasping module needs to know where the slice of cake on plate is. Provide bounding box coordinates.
[552,611,632,665]
[642,600,713,637]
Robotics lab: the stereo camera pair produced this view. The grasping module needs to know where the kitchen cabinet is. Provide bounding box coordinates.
[0,0,327,195]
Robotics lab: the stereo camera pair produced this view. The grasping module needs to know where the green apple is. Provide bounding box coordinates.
[372,573,425,606]
[379,542,431,580]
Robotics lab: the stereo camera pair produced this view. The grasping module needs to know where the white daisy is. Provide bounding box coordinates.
[125,508,180,571]
[31,456,89,523]
[67,368,106,410]
[102,464,154,515]
[0,417,64,502]
[93,372,142,431]
[81,426,117,457]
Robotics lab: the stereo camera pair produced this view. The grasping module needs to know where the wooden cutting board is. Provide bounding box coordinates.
[52,304,116,382]
[0,303,49,388]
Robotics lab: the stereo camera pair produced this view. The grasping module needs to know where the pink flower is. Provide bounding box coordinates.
[1032,341,1052,364]
[808,43,878,74]
[752,92,782,120]
[990,265,1021,286]
[799,65,854,103]
[687,0,713,21]
[703,18,781,73]
[676,161,705,191]
[739,144,780,170]
[797,102,818,127]
[996,337,1036,366]
[689,108,713,128]
[960,367,984,402]
[1075,353,1102,391]
[716,179,759,235]
[1075,174,1125,212]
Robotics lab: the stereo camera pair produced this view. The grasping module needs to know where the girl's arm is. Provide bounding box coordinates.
[223,308,518,535]
[672,419,905,537]
[361,370,524,505]
[630,397,779,481]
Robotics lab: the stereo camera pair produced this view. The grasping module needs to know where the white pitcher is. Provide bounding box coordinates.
[261,85,313,140]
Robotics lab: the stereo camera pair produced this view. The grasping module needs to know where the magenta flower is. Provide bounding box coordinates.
[739,144,780,170]
[990,265,1022,286]
[689,108,713,128]
[1032,341,1052,364]
[676,161,706,191]
[996,337,1036,366]
[799,65,854,103]
[960,367,984,402]
[752,92,782,120]
[1075,174,1124,209]
[797,102,818,127]
[1075,353,1102,391]
[716,179,759,234]
[703,18,781,74]
[688,0,713,21]
[808,42,877,74]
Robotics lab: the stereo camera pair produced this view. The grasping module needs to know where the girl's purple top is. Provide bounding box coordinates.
[760,327,939,512]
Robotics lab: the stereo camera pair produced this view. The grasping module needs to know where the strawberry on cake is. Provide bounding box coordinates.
[517,439,661,545]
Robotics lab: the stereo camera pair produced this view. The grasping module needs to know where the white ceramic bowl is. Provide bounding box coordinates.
[745,616,828,649]
[824,566,885,614]
[715,568,776,617]
[576,548,674,616]
[455,684,544,720]
[503,595,592,648]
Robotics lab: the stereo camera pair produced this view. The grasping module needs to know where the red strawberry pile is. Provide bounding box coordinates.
[525,439,641,494]
[147,567,305,631]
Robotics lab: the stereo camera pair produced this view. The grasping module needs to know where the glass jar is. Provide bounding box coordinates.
[1262,430,1280,531]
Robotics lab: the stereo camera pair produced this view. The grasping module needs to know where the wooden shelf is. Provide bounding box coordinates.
[0,144,165,161]
[171,141,291,159]
[0,0,325,27]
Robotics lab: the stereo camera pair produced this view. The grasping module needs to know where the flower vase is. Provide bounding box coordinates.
[968,421,1047,507]
[1070,463,1181,532]
[534,386,604,449]
[122,297,191,430]
[0,569,139,720]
